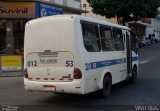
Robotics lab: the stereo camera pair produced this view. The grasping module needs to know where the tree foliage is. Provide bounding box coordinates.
[87,0,160,25]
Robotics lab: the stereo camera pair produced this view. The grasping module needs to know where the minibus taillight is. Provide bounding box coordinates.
[24,68,28,78]
[74,68,82,79]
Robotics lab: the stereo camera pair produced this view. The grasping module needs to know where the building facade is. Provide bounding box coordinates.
[80,0,160,39]
[151,18,160,37]
[0,0,84,55]
[81,0,118,24]
[135,18,160,38]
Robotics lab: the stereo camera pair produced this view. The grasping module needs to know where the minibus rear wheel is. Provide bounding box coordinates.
[99,75,112,98]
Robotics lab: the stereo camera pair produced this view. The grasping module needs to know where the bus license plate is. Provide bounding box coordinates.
[43,86,56,91]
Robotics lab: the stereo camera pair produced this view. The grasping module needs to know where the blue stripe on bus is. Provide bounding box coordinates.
[132,56,139,61]
[85,58,126,70]
[85,57,138,70]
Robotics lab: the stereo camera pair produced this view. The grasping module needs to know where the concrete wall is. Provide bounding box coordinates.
[55,0,63,5]
[67,0,81,9]
[81,0,118,24]
[81,0,106,21]
[43,0,81,9]
[145,18,160,37]
[146,26,153,37]
[152,18,160,36]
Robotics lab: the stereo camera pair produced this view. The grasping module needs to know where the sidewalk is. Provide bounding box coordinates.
[0,69,23,77]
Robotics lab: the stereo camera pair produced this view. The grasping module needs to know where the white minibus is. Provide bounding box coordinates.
[24,15,139,98]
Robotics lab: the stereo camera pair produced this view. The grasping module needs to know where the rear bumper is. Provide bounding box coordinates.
[24,78,84,94]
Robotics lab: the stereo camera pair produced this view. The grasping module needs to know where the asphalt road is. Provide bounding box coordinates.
[0,43,160,110]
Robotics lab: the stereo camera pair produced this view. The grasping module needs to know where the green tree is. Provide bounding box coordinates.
[87,0,160,25]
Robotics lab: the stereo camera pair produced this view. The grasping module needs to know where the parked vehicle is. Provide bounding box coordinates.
[155,36,160,42]
[148,34,156,44]
[141,36,150,46]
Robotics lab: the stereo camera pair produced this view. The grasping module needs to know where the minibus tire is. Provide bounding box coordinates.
[129,67,137,83]
[99,75,112,98]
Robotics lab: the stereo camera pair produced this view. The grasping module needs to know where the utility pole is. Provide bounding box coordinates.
[83,4,87,17]
[6,20,14,55]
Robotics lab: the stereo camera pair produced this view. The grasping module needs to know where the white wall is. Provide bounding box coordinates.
[55,0,63,5]
[81,0,106,21]
[81,0,118,24]
[146,26,153,37]
[42,0,81,9]
[67,0,81,9]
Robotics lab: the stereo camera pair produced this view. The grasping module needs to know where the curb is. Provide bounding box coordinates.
[0,71,24,77]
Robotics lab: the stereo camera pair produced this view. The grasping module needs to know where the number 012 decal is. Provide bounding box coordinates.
[27,61,38,67]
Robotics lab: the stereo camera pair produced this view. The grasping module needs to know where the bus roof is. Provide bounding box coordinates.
[28,14,130,30]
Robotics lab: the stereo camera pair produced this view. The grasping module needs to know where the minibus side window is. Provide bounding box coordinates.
[82,22,100,52]
[112,28,124,51]
[100,26,114,51]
